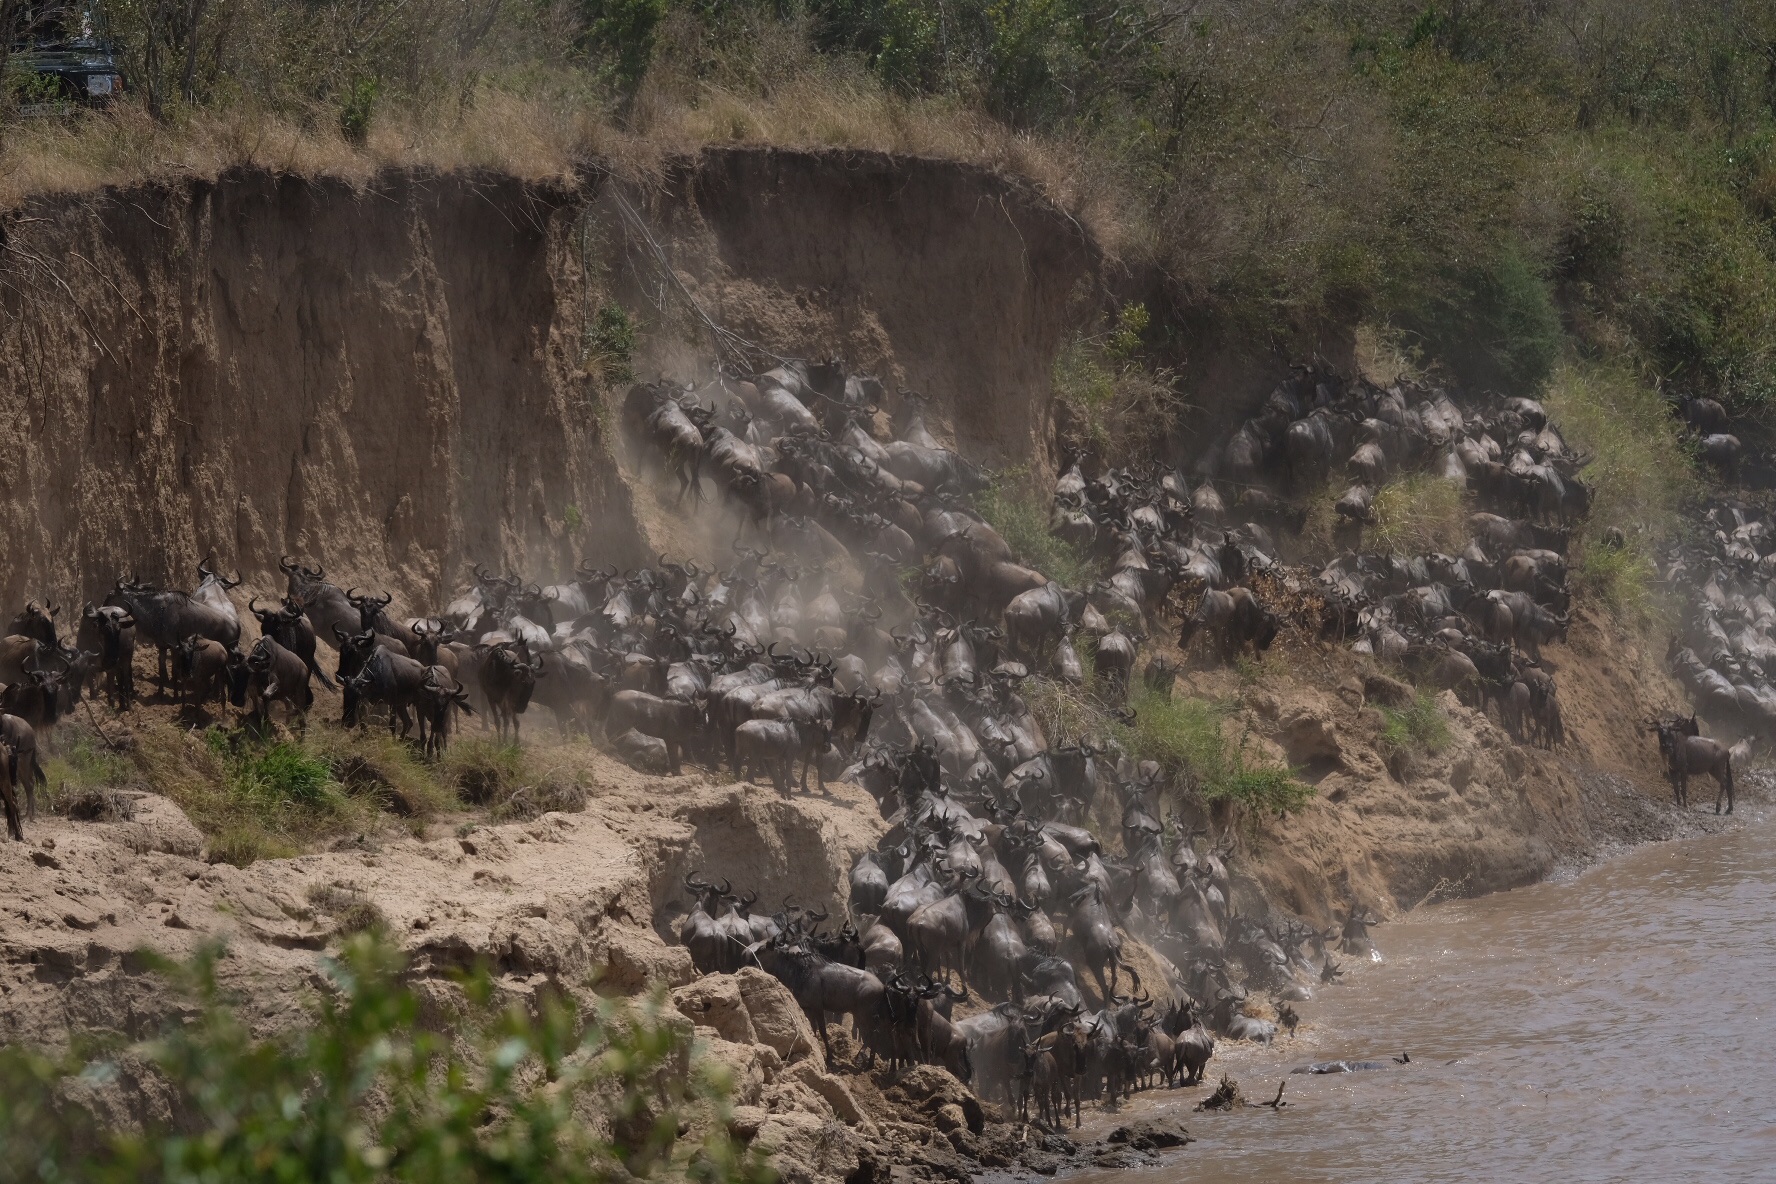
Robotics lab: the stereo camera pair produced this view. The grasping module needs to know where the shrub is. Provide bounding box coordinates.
[0,935,771,1184]
[1116,690,1312,817]
[974,470,1100,591]
[1369,473,1469,558]
[584,303,639,385]
[1542,360,1699,547]
[439,739,589,819]
[1379,691,1451,756]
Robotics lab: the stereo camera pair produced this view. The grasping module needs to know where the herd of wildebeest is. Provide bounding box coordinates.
[0,355,1744,1127]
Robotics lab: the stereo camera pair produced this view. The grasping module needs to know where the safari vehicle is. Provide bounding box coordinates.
[6,2,123,108]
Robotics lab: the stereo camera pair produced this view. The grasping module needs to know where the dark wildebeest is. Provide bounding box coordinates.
[77,603,137,710]
[0,714,45,826]
[606,689,703,775]
[336,628,428,734]
[1179,586,1279,664]
[735,717,831,795]
[242,635,315,728]
[281,558,361,652]
[172,635,234,711]
[417,667,475,758]
[1652,717,1735,813]
[249,596,335,691]
[476,642,542,742]
[107,581,241,691]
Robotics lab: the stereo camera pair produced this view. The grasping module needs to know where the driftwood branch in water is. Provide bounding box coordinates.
[1258,1081,1287,1109]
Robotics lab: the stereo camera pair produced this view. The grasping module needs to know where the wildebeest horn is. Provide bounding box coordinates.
[249,596,266,617]
[279,556,298,574]
[332,625,350,642]
[716,878,731,896]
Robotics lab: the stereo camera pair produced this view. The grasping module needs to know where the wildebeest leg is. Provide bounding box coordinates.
[667,739,681,776]
[0,772,19,841]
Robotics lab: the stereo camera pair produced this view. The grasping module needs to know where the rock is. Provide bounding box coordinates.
[762,1078,834,1120]
[602,926,696,992]
[672,974,757,1044]
[1279,703,1343,765]
[1107,1116,1194,1151]
[99,794,204,859]
[1363,673,1413,708]
[783,1060,874,1130]
[932,1103,967,1133]
[886,1065,984,1135]
[736,966,822,1067]
[1336,676,1366,708]
[1094,1148,1144,1169]
[697,1037,772,1107]
[750,1112,862,1184]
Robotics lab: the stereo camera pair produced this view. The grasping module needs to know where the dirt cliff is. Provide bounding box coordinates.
[0,149,1095,611]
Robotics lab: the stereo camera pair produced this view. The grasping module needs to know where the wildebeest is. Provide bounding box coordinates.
[417,667,475,757]
[242,635,315,728]
[477,642,542,742]
[0,714,46,825]
[108,580,241,690]
[336,628,428,734]
[735,717,830,794]
[606,689,703,775]
[1651,717,1735,813]
[78,603,137,709]
[172,634,235,711]
[1178,587,1279,664]
[281,558,361,652]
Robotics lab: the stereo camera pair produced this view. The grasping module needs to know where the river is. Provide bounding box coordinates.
[1069,810,1776,1183]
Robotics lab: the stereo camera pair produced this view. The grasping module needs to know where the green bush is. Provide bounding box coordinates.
[974,470,1100,592]
[1542,359,1700,563]
[1379,691,1451,756]
[1117,689,1313,817]
[0,935,771,1184]
[585,304,638,385]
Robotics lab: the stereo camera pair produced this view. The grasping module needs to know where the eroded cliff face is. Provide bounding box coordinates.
[0,148,1097,610]
[1,170,626,606]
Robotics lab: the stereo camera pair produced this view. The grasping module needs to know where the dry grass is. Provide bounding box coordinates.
[0,89,614,209]
[1369,473,1469,556]
[0,56,1124,257]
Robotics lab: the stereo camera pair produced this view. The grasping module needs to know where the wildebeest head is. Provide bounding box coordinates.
[80,603,135,669]
[280,556,328,603]
[9,601,59,647]
[196,555,242,591]
[346,588,394,633]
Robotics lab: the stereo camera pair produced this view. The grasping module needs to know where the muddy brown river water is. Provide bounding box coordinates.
[1067,811,1776,1182]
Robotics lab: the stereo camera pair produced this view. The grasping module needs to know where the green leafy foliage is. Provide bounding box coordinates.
[0,935,772,1184]
[1117,689,1312,817]
[340,77,379,145]
[585,303,638,385]
[1379,691,1451,757]
[974,470,1100,591]
[578,0,668,94]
